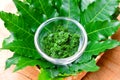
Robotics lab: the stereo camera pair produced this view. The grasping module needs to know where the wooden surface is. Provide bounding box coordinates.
[0,1,120,80]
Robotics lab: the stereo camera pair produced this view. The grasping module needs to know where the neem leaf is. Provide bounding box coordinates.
[13,0,41,32]
[2,34,41,59]
[86,21,120,41]
[70,59,99,72]
[6,54,54,72]
[80,59,99,72]
[56,0,80,20]
[81,0,96,11]
[0,11,34,39]
[38,68,61,80]
[80,0,118,25]
[28,0,57,18]
[37,0,58,18]
[5,54,20,69]
[76,40,120,64]
[13,0,57,32]
[38,69,51,80]
[0,11,38,60]
[85,40,120,56]
[14,57,53,72]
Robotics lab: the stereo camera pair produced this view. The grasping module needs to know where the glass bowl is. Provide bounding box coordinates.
[34,17,87,65]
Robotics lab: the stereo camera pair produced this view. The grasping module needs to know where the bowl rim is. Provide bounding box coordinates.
[34,17,88,65]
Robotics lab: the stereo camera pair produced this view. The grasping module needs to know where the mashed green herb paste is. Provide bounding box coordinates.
[42,26,80,58]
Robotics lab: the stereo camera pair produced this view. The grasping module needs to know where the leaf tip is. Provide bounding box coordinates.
[13,67,19,72]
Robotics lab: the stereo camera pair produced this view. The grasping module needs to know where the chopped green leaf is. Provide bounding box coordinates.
[41,26,80,58]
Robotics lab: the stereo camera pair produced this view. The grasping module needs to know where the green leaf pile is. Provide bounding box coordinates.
[0,0,120,80]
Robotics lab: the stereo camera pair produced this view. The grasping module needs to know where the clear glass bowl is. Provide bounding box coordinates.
[34,17,87,65]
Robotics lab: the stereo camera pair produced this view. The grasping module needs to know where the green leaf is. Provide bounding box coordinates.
[13,0,41,24]
[80,59,99,72]
[118,0,120,2]
[38,69,52,80]
[56,0,80,20]
[2,35,41,59]
[0,11,34,39]
[14,57,53,72]
[38,69,61,80]
[24,0,57,18]
[6,54,54,72]
[80,0,118,25]
[5,54,20,69]
[70,59,99,72]
[85,40,120,54]
[86,21,120,41]
[81,0,96,11]
[76,40,120,64]
[13,0,57,32]
[58,65,73,75]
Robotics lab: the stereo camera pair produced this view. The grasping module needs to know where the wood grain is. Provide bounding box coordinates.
[0,66,39,80]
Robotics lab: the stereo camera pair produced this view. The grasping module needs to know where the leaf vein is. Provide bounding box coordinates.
[87,26,113,35]
[6,18,34,37]
[90,0,111,23]
[16,2,41,24]
[7,46,36,52]
[38,0,48,18]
